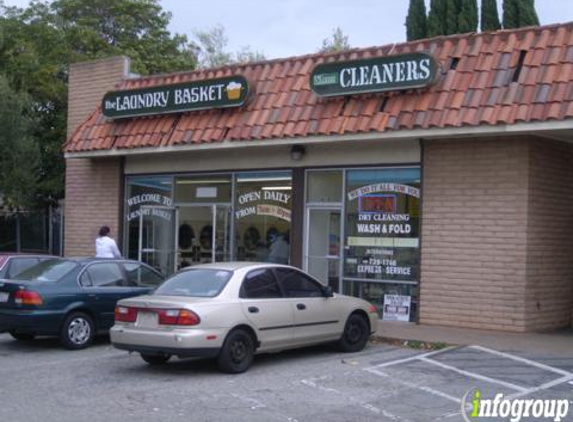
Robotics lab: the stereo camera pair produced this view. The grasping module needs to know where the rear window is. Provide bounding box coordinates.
[154,269,232,298]
[13,259,78,282]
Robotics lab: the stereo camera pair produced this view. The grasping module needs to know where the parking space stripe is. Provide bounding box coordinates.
[365,367,462,404]
[469,345,573,377]
[364,346,457,370]
[419,356,529,392]
[507,374,573,400]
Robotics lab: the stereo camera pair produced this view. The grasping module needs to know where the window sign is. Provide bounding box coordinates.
[344,169,420,283]
[382,294,412,322]
[125,177,173,260]
[234,172,292,264]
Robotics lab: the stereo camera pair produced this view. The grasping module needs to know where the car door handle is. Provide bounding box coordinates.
[248,306,259,313]
[296,303,306,310]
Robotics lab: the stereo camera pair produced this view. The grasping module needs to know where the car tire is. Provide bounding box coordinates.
[338,314,370,353]
[9,331,35,341]
[140,353,171,365]
[59,312,95,350]
[217,329,255,374]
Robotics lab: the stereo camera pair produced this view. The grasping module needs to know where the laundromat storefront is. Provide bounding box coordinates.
[65,22,573,331]
[124,166,421,321]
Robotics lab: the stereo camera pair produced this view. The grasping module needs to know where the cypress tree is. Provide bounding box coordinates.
[458,0,478,33]
[406,0,428,41]
[517,0,540,26]
[428,0,447,36]
[503,0,519,29]
[481,0,501,32]
[445,0,459,34]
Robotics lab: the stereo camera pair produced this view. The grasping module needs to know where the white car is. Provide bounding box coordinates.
[110,262,378,373]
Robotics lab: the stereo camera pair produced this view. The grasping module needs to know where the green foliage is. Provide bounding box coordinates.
[319,27,351,53]
[516,0,540,27]
[503,0,520,28]
[445,0,460,34]
[458,0,478,33]
[406,0,428,41]
[481,0,501,31]
[0,75,40,211]
[502,0,539,29]
[427,0,447,37]
[194,24,266,68]
[0,0,197,208]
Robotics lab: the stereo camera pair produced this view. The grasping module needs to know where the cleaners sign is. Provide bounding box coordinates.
[102,75,249,119]
[310,52,438,97]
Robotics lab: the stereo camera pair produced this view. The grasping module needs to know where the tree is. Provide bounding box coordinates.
[503,0,520,28]
[481,0,501,31]
[427,0,447,36]
[503,0,539,29]
[0,75,40,211]
[405,0,428,41]
[319,27,351,53]
[445,0,460,34]
[457,0,478,33]
[516,0,540,27]
[0,0,197,208]
[194,25,266,68]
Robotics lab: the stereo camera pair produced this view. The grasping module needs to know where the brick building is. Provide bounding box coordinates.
[64,23,573,332]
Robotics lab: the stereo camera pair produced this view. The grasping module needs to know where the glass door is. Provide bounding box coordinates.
[138,205,177,276]
[176,205,231,268]
[304,207,342,292]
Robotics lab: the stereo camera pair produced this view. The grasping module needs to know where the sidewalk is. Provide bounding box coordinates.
[376,321,573,358]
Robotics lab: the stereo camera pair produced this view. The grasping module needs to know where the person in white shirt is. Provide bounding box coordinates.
[95,226,122,258]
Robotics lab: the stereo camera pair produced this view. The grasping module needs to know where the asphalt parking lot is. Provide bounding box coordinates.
[1,333,572,422]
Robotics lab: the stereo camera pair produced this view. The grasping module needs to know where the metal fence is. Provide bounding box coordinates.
[0,204,63,255]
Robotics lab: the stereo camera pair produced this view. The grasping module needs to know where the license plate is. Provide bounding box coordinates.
[136,311,157,327]
[0,292,9,302]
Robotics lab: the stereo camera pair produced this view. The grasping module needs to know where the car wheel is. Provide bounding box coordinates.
[9,331,35,341]
[217,329,255,374]
[59,312,95,350]
[338,314,370,353]
[140,353,171,365]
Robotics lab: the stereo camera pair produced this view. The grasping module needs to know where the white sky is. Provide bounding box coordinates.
[3,0,572,59]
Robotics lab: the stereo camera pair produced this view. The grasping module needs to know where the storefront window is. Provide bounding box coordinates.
[343,168,420,321]
[124,176,173,262]
[174,175,231,203]
[174,175,232,268]
[234,172,292,263]
[306,170,343,203]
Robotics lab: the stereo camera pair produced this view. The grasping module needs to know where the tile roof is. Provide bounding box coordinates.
[65,22,573,154]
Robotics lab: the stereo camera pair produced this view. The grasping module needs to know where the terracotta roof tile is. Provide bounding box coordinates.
[65,22,573,153]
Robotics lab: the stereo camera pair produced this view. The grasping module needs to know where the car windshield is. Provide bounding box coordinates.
[154,269,233,298]
[12,259,79,282]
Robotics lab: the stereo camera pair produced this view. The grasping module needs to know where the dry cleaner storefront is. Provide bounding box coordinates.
[65,23,573,331]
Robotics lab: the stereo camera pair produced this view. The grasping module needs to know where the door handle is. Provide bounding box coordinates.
[248,306,259,313]
[296,303,306,310]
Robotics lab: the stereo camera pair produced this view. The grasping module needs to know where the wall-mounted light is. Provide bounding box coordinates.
[290,144,306,161]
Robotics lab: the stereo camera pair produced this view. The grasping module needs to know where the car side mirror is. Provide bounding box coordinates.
[322,285,334,298]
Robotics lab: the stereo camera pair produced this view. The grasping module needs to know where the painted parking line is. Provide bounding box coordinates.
[364,367,463,404]
[364,344,573,420]
[300,375,414,422]
[469,345,573,377]
[419,356,529,393]
[364,346,458,370]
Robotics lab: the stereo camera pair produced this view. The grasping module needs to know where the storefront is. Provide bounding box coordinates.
[63,22,573,332]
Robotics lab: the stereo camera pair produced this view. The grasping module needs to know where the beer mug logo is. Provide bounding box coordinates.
[226,81,243,100]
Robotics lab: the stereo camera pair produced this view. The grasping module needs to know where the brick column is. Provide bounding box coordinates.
[420,138,530,332]
[65,57,129,256]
